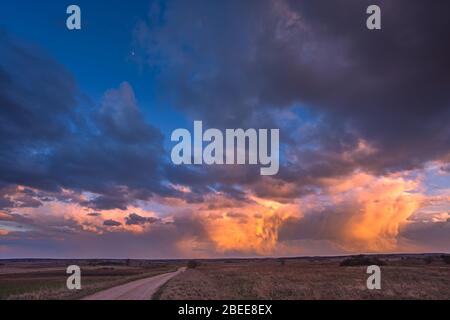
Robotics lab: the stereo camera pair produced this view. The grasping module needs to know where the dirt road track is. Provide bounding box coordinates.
[83,267,186,300]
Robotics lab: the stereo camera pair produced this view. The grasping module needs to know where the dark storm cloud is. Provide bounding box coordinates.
[0,29,254,210]
[0,185,41,210]
[279,209,350,243]
[400,220,450,252]
[2,0,450,213]
[282,0,450,173]
[134,0,276,128]
[0,211,34,225]
[48,82,171,200]
[0,32,173,210]
[137,0,450,183]
[0,213,210,259]
[0,31,77,144]
[125,213,160,226]
[103,219,122,227]
[0,184,87,212]
[170,214,207,239]
[164,164,258,204]
[0,195,14,210]
[0,31,78,191]
[81,192,130,211]
[87,212,101,217]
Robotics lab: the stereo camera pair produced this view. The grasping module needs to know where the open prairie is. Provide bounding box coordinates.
[156,254,450,300]
[1,255,449,300]
[0,259,180,300]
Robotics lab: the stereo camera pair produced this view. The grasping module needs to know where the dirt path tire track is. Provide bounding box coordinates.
[82,267,186,300]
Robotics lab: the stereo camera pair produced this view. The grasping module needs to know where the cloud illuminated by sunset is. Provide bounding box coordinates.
[1,0,450,258]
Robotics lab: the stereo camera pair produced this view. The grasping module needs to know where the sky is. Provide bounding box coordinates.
[0,0,449,259]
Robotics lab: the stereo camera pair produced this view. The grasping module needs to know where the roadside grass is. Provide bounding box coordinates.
[157,258,450,300]
[0,265,178,300]
[151,280,167,300]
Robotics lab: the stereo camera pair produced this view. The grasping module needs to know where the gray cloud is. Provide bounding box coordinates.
[103,219,122,227]
[0,32,174,210]
[1,1,449,258]
[136,0,450,182]
[125,213,160,226]
[0,213,210,259]
[87,212,101,217]
[400,220,450,252]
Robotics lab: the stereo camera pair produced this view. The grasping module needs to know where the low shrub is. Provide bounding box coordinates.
[340,255,385,267]
[441,255,450,264]
[187,260,201,269]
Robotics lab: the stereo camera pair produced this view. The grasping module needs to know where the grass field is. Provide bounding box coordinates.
[0,259,180,300]
[156,254,450,300]
[2,255,449,300]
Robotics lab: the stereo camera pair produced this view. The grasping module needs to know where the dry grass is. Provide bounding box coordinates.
[0,260,179,300]
[157,256,450,300]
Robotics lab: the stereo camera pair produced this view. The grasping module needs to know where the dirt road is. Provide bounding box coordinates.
[83,267,186,300]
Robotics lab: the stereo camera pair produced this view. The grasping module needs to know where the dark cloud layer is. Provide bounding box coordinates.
[137,0,450,184]
[3,1,449,211]
[125,213,160,226]
[0,213,210,259]
[1,1,449,257]
[401,220,450,252]
[103,219,122,227]
[0,32,172,210]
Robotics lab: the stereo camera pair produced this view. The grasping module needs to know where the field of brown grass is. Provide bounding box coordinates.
[156,255,450,300]
[0,259,180,300]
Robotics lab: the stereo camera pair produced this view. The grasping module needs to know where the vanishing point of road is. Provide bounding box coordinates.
[83,267,186,300]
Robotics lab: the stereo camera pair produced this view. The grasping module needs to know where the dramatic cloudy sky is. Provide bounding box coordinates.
[0,0,449,258]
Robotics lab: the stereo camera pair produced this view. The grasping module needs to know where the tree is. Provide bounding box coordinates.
[187,260,200,269]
